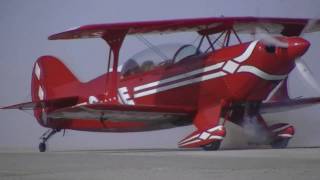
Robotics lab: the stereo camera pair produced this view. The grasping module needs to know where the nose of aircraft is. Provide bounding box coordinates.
[287,37,310,58]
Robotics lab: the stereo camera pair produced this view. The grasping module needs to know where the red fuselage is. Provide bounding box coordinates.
[33,39,308,132]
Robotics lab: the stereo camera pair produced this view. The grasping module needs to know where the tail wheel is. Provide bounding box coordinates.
[271,138,290,149]
[38,129,60,152]
[39,142,46,152]
[202,141,221,151]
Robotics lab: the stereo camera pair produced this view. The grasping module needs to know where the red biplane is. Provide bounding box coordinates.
[2,17,320,152]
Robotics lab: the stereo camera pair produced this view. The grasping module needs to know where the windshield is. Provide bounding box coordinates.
[121,43,201,76]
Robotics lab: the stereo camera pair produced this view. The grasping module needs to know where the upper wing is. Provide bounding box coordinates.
[47,103,195,122]
[49,17,320,40]
[260,97,320,114]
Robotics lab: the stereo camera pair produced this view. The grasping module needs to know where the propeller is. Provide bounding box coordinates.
[300,19,318,35]
[254,27,288,48]
[295,19,320,94]
[295,59,320,94]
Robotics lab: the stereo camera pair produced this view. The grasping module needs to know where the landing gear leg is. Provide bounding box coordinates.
[39,129,60,152]
[201,104,229,151]
[178,101,229,151]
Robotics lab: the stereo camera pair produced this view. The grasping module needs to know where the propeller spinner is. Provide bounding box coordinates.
[255,20,319,95]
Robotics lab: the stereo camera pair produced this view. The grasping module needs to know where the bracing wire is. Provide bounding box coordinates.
[135,35,169,61]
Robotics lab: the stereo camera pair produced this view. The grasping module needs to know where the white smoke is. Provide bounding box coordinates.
[241,116,269,145]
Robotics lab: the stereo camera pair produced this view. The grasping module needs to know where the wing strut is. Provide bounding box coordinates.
[102,30,127,103]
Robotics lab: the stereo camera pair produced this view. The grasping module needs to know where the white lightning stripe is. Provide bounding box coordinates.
[134,62,225,92]
[38,86,44,100]
[134,72,226,98]
[117,95,125,104]
[35,63,41,80]
[180,135,224,147]
[237,66,287,80]
[179,134,200,145]
[208,135,224,140]
[278,134,293,138]
[233,40,258,63]
[199,132,211,140]
[179,139,202,146]
[207,125,223,132]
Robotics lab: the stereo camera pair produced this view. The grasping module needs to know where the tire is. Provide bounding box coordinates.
[271,138,289,149]
[39,142,46,152]
[202,141,221,151]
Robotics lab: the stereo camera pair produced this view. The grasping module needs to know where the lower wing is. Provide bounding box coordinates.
[47,103,195,123]
[260,97,320,114]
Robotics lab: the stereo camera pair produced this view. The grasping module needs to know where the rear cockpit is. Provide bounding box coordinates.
[121,44,202,77]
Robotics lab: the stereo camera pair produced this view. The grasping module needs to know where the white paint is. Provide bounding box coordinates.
[134,63,286,98]
[179,139,201,146]
[207,125,224,132]
[278,134,293,138]
[118,87,135,105]
[35,63,41,80]
[134,72,226,98]
[179,134,224,147]
[237,66,287,80]
[233,40,259,63]
[208,135,224,140]
[199,132,211,140]
[117,95,124,104]
[179,134,200,144]
[88,96,98,104]
[222,60,239,73]
[180,125,225,145]
[134,62,225,92]
[38,86,44,100]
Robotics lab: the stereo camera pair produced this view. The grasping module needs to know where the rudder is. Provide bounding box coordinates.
[31,56,79,102]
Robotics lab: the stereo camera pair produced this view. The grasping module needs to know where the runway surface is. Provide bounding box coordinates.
[0,148,320,180]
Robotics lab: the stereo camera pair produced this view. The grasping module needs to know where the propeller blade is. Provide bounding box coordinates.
[255,27,288,48]
[295,59,320,94]
[300,19,319,36]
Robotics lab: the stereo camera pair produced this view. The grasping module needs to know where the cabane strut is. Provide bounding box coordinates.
[102,30,127,103]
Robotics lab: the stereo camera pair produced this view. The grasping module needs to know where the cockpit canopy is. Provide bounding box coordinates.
[121,43,201,77]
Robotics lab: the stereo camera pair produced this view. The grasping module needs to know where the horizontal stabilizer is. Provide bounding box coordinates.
[1,96,79,110]
[260,97,320,114]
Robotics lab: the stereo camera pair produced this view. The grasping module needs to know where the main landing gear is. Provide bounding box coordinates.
[269,123,295,149]
[39,129,60,152]
[230,102,295,149]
